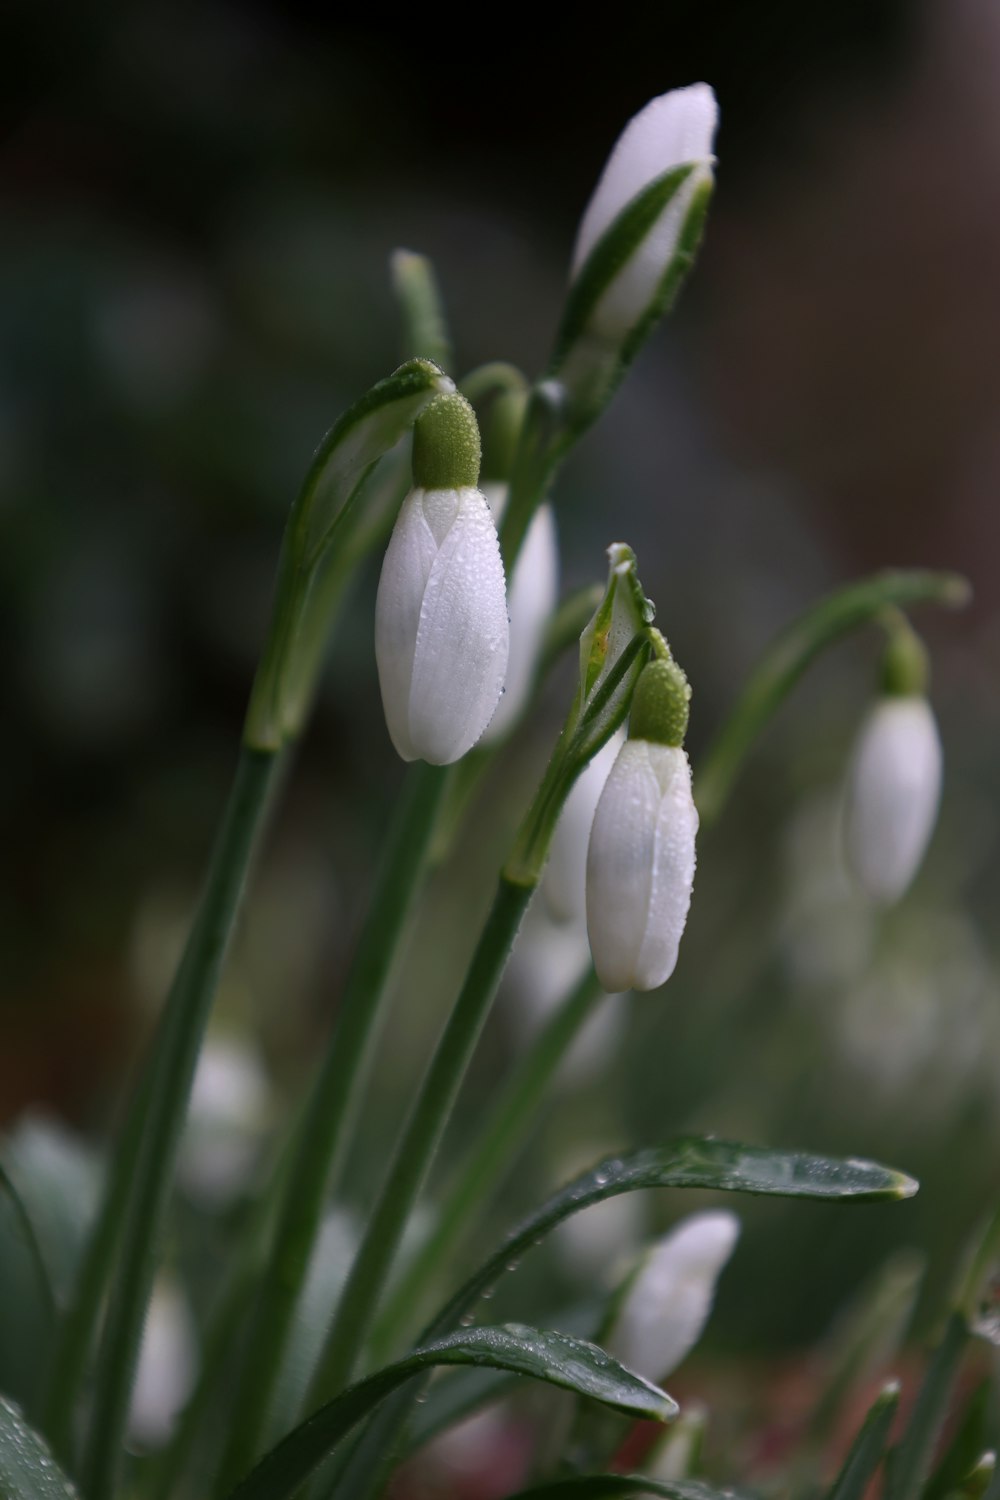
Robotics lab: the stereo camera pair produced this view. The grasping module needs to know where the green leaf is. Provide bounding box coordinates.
[925,1380,991,1500]
[0,1161,57,1331]
[503,1476,755,1500]
[827,1382,900,1500]
[424,1137,917,1346]
[887,1312,969,1500]
[694,568,972,826]
[0,1396,81,1500]
[223,1325,675,1500]
[390,251,452,372]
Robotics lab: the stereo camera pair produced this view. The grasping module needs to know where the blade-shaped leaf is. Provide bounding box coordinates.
[224,1325,675,1500]
[887,1312,969,1500]
[0,1396,81,1500]
[925,1380,992,1500]
[827,1382,900,1500]
[424,1137,917,1345]
[504,1476,756,1500]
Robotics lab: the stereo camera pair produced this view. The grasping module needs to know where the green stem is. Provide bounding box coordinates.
[694,569,970,827]
[81,745,282,1500]
[305,876,534,1408]
[214,761,450,1495]
[372,967,605,1358]
[42,1078,151,1466]
[391,250,452,372]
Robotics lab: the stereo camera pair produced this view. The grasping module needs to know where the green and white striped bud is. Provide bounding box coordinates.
[375,394,509,764]
[586,655,697,992]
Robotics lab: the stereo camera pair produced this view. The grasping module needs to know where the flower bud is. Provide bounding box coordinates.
[553,84,717,420]
[585,655,696,992]
[129,1278,197,1449]
[605,1211,740,1385]
[375,395,509,764]
[482,487,559,743]
[545,729,624,925]
[842,695,942,903]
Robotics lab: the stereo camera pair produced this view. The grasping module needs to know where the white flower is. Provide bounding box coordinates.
[481,488,558,743]
[842,696,942,903]
[585,738,698,992]
[129,1279,197,1449]
[179,1037,270,1205]
[375,485,509,764]
[571,84,718,342]
[545,729,624,925]
[605,1211,740,1384]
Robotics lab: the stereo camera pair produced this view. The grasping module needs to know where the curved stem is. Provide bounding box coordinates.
[213,761,450,1496]
[694,569,970,827]
[371,966,605,1360]
[305,876,534,1408]
[81,745,282,1500]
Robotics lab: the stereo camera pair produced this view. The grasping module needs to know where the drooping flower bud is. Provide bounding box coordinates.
[605,1211,740,1385]
[586,654,697,992]
[842,618,942,903]
[843,696,942,903]
[545,729,624,925]
[375,393,509,764]
[482,488,558,743]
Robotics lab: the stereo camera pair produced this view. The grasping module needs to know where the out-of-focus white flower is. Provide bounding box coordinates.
[842,696,942,903]
[129,1279,197,1449]
[481,486,558,743]
[504,906,624,1085]
[553,1141,648,1286]
[570,85,718,345]
[179,1036,270,1206]
[605,1211,740,1384]
[375,394,509,765]
[645,1404,708,1481]
[586,739,697,992]
[545,729,624,925]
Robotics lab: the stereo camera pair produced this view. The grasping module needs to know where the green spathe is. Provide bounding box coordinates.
[412,392,482,489]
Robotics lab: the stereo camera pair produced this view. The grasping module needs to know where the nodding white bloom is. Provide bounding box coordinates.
[586,657,697,992]
[843,696,942,903]
[545,729,624,925]
[129,1279,197,1448]
[375,394,509,765]
[570,84,718,345]
[482,488,559,743]
[605,1211,740,1384]
[179,1036,270,1206]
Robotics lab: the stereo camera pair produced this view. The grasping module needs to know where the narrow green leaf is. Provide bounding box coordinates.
[827,1381,900,1500]
[925,1380,992,1500]
[504,1476,755,1500]
[390,251,452,372]
[0,1161,57,1331]
[224,1325,675,1500]
[887,1312,969,1500]
[0,1396,81,1500]
[694,568,971,826]
[423,1137,917,1346]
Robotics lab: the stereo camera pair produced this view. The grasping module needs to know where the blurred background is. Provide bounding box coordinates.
[2,0,999,1479]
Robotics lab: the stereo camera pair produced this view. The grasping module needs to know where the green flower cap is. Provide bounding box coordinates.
[629,655,691,746]
[412,392,481,490]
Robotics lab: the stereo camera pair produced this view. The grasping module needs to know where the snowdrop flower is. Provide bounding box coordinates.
[545,729,624,925]
[482,487,558,743]
[129,1278,197,1449]
[179,1036,271,1206]
[843,695,942,903]
[605,1211,740,1385]
[570,83,717,342]
[375,393,509,764]
[586,656,697,992]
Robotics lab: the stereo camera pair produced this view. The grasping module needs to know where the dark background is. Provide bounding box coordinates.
[2,0,999,1434]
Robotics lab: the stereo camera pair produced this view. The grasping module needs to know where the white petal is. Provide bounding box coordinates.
[586,740,698,992]
[129,1280,197,1448]
[571,84,718,274]
[545,729,624,925]
[482,496,559,743]
[605,1211,740,1384]
[375,487,509,764]
[843,697,942,903]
